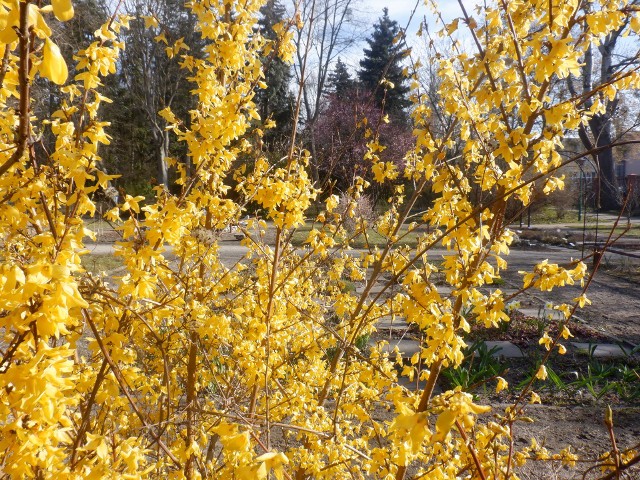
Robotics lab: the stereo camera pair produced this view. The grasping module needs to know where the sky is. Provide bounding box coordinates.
[342,0,462,71]
[363,0,459,30]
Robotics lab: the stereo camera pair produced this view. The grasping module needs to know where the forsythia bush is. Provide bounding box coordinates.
[0,0,638,478]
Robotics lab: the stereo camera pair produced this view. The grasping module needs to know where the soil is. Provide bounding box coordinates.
[475,244,640,477]
[571,273,640,344]
[374,246,640,479]
[499,251,640,347]
[468,310,611,347]
[508,405,640,479]
[464,247,640,479]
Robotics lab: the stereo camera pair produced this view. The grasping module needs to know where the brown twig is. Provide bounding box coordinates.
[596,454,640,480]
[604,406,621,480]
[82,309,182,469]
[0,1,30,178]
[456,419,488,480]
[0,45,11,89]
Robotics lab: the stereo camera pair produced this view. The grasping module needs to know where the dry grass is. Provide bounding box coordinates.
[81,254,123,274]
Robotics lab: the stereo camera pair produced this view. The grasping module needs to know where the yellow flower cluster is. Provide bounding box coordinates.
[1,0,639,478]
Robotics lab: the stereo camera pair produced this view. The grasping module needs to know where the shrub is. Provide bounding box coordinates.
[1,1,638,479]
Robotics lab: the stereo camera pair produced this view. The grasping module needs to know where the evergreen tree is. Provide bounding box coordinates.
[358,8,410,121]
[256,0,294,148]
[327,57,355,99]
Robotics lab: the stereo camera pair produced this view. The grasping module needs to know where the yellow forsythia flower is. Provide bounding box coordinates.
[256,452,289,480]
[536,365,548,380]
[496,377,509,393]
[0,1,19,44]
[52,0,74,21]
[432,409,457,443]
[40,38,68,84]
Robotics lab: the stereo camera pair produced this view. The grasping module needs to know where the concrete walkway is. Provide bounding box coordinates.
[86,241,638,361]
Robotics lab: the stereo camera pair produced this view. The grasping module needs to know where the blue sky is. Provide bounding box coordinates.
[362,0,460,37]
[342,0,461,71]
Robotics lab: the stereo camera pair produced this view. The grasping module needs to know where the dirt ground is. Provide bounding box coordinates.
[566,271,640,345]
[387,242,640,479]
[480,246,640,479]
[513,405,640,479]
[500,246,640,346]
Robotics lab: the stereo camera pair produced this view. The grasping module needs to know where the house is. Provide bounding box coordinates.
[614,131,640,180]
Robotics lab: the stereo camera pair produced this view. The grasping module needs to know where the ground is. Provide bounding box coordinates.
[496,245,640,479]
[500,245,640,345]
[514,405,640,479]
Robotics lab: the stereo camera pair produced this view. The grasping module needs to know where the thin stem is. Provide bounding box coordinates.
[0,1,30,178]
[82,309,182,469]
[456,419,488,480]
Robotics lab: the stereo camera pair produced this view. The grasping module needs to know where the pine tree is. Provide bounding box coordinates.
[256,0,294,148]
[358,8,410,121]
[327,57,355,99]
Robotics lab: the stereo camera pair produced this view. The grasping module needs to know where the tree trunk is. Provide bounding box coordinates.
[309,121,319,184]
[589,115,620,211]
[569,25,626,212]
[153,128,170,188]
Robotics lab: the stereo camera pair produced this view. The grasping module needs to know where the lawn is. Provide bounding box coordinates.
[81,254,123,274]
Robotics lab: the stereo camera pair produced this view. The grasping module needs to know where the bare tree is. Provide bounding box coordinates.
[568,1,640,210]
[119,0,198,187]
[291,0,363,182]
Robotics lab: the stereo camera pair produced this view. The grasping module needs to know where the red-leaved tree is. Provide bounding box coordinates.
[314,89,413,198]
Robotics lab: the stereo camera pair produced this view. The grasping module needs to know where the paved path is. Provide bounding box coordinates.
[86,241,251,264]
[87,242,580,269]
[85,241,638,356]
